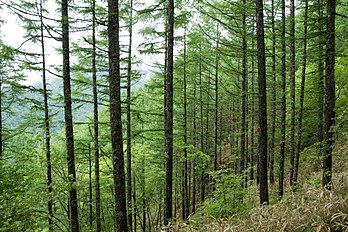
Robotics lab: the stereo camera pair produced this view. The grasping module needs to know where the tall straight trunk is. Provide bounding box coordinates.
[39,0,53,229]
[88,144,93,230]
[62,0,79,230]
[289,0,296,187]
[241,1,247,185]
[322,0,336,189]
[192,62,197,214]
[250,33,255,181]
[126,0,133,230]
[294,0,308,184]
[108,0,128,230]
[269,0,276,185]
[199,50,205,204]
[317,0,324,160]
[278,0,286,200]
[91,0,101,230]
[142,157,146,232]
[256,0,268,205]
[214,28,219,173]
[182,28,189,220]
[164,0,174,225]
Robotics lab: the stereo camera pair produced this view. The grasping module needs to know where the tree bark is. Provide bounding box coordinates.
[62,0,79,230]
[108,0,128,230]
[289,0,296,187]
[126,0,133,230]
[278,0,286,200]
[91,0,101,230]
[164,0,174,225]
[322,0,336,190]
[294,0,308,185]
[256,0,268,205]
[39,0,53,229]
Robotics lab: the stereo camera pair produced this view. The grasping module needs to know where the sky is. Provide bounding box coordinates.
[1,0,163,87]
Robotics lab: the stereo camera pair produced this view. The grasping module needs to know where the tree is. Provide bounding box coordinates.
[256,0,268,205]
[62,0,79,230]
[108,0,128,230]
[322,0,336,189]
[278,0,286,200]
[294,0,308,185]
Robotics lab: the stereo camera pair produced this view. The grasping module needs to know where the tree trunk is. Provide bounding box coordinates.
[91,0,101,230]
[199,48,205,204]
[241,2,247,186]
[88,144,93,230]
[62,0,79,230]
[108,0,128,230]
[322,0,336,190]
[289,0,296,187]
[182,28,189,220]
[164,0,174,225]
[317,0,324,163]
[126,0,134,230]
[192,58,197,214]
[294,0,308,185]
[250,32,255,182]
[278,0,286,200]
[256,0,268,205]
[39,0,53,229]
[269,0,276,185]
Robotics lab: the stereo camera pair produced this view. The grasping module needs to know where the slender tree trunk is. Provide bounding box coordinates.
[199,49,205,204]
[250,33,255,182]
[108,0,128,230]
[39,0,53,229]
[142,157,146,232]
[192,61,197,214]
[88,144,93,230]
[256,0,268,205]
[269,0,276,185]
[241,2,247,186]
[164,0,174,225]
[322,0,336,190]
[317,0,324,163]
[62,0,79,230]
[214,28,219,173]
[91,0,101,230]
[289,0,296,187]
[294,0,308,184]
[278,0,286,200]
[126,0,134,230]
[182,28,189,220]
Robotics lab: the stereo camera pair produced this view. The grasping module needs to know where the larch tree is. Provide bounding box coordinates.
[62,0,80,230]
[164,0,174,225]
[256,0,268,205]
[108,0,128,230]
[322,0,336,189]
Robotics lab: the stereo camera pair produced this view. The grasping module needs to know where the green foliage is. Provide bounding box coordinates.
[202,170,251,219]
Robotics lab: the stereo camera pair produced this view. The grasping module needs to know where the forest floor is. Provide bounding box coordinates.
[167,139,348,231]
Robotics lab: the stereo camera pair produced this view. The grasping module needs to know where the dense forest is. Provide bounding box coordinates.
[0,0,347,231]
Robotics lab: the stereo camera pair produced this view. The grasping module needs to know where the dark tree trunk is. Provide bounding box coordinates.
[39,0,53,229]
[278,0,286,200]
[182,28,189,220]
[322,0,336,190]
[199,49,205,204]
[164,0,174,225]
[241,4,246,184]
[256,0,268,205]
[317,0,324,162]
[108,0,128,230]
[126,0,134,230]
[91,0,101,230]
[269,0,276,185]
[250,33,255,182]
[214,28,219,173]
[294,0,308,184]
[88,144,93,230]
[289,0,296,187]
[192,58,197,214]
[62,0,79,230]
